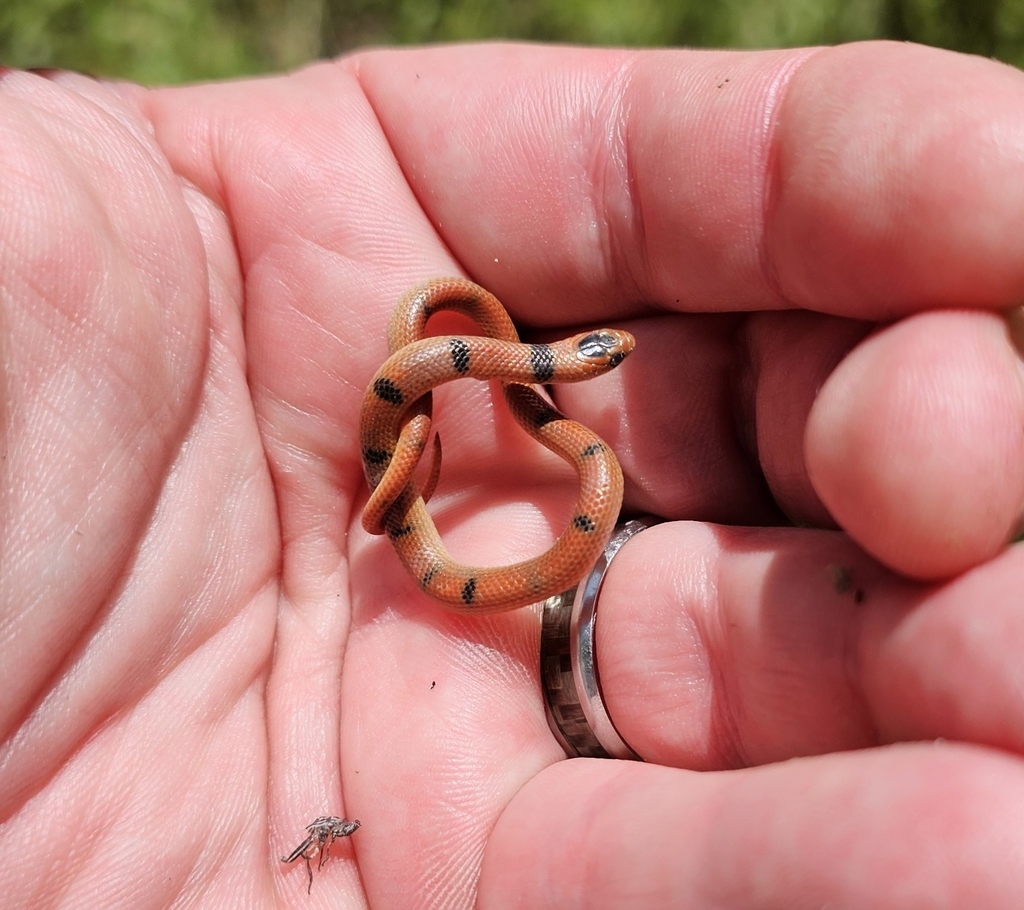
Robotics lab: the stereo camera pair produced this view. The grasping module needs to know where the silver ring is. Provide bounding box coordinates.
[540,517,659,759]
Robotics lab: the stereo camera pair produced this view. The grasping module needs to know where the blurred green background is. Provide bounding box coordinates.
[1,0,1021,85]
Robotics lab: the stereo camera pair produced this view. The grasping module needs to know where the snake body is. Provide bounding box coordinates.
[360,277,634,612]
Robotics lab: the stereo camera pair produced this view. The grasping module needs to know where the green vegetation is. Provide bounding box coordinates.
[1,0,1022,84]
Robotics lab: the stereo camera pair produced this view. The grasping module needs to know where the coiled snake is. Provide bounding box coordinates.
[360,277,634,612]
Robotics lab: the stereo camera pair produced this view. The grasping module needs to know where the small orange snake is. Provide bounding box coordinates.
[360,277,634,612]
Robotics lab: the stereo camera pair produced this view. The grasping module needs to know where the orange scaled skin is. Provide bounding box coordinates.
[360,277,634,612]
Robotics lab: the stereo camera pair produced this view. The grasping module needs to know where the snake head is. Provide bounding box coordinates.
[575,329,635,368]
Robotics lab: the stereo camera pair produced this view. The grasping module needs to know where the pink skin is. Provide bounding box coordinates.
[1,41,1024,909]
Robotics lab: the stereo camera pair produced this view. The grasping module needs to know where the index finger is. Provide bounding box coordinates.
[353,41,1024,321]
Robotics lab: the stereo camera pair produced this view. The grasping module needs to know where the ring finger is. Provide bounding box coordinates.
[591,520,1024,770]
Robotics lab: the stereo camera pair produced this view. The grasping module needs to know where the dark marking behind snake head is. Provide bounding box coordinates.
[529,344,556,382]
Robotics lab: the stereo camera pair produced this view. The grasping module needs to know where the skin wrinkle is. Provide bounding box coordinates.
[661,543,719,760]
[344,60,469,285]
[725,317,778,521]
[709,544,755,770]
[589,55,646,302]
[676,528,744,769]
[757,47,827,308]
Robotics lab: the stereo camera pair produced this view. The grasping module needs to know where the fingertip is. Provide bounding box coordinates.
[806,310,1024,579]
[771,42,1024,315]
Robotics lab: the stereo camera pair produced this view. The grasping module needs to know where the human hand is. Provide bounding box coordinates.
[1,41,1023,908]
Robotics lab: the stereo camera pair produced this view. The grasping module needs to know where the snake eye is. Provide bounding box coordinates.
[576,330,633,365]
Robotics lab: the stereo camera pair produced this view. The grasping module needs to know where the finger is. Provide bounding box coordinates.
[736,307,1024,578]
[480,744,1024,910]
[805,309,1024,579]
[354,42,1024,320]
[593,523,1024,770]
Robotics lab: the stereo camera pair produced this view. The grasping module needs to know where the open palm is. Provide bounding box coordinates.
[2,42,1024,909]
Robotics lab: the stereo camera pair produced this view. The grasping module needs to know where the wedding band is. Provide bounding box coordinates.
[540,517,659,760]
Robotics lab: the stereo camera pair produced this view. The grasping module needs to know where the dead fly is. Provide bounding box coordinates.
[281,815,361,893]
